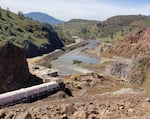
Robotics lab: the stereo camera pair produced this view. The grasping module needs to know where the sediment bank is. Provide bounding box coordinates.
[41,41,84,64]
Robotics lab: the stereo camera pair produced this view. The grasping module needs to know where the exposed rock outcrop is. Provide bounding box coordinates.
[104,27,150,87]
[0,42,42,93]
[107,62,129,78]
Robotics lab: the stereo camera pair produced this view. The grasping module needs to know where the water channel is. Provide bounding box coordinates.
[51,40,101,75]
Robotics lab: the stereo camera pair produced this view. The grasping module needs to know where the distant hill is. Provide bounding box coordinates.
[0,9,66,57]
[98,15,150,39]
[57,15,150,41]
[24,12,64,25]
[56,19,99,39]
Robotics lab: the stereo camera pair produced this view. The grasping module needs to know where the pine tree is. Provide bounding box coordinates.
[6,7,10,17]
[18,11,24,19]
[0,7,2,18]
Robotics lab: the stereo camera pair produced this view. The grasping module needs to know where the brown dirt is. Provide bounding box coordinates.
[0,42,42,93]
[143,69,150,91]
[105,27,150,58]
[0,65,148,118]
[0,91,149,119]
[1,73,148,119]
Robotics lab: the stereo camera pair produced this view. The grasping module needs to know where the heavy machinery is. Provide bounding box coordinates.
[70,74,80,81]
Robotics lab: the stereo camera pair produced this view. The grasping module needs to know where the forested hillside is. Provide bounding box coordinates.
[0,9,72,57]
[57,15,150,42]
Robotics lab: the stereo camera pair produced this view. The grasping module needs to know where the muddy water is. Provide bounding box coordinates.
[51,40,100,75]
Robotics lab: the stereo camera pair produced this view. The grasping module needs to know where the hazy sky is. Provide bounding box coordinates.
[0,0,150,21]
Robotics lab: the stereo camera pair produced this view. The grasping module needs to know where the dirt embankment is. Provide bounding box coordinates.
[106,27,150,58]
[0,42,42,93]
[97,27,150,90]
[27,41,84,68]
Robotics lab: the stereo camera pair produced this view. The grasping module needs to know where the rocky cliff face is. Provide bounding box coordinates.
[107,62,130,78]
[108,27,150,58]
[0,42,42,93]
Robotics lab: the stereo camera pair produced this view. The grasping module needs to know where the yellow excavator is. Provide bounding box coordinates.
[70,74,80,81]
[70,74,82,89]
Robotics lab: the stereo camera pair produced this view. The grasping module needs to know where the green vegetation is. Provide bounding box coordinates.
[1,7,150,58]
[73,59,83,64]
[54,26,75,45]
[0,9,43,46]
[57,15,150,43]
[56,19,99,39]
[0,8,73,57]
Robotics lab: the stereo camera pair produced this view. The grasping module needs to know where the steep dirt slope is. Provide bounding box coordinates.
[108,27,150,58]
[102,27,150,89]
[0,42,42,93]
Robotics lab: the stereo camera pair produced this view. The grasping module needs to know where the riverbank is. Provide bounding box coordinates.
[50,40,100,75]
[27,40,86,80]
[27,40,84,65]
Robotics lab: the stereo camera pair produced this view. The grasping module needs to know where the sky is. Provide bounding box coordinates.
[0,0,150,21]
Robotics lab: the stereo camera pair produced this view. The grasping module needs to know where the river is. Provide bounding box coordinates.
[51,40,101,75]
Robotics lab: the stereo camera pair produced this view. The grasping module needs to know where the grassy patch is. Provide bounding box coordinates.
[73,60,83,64]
